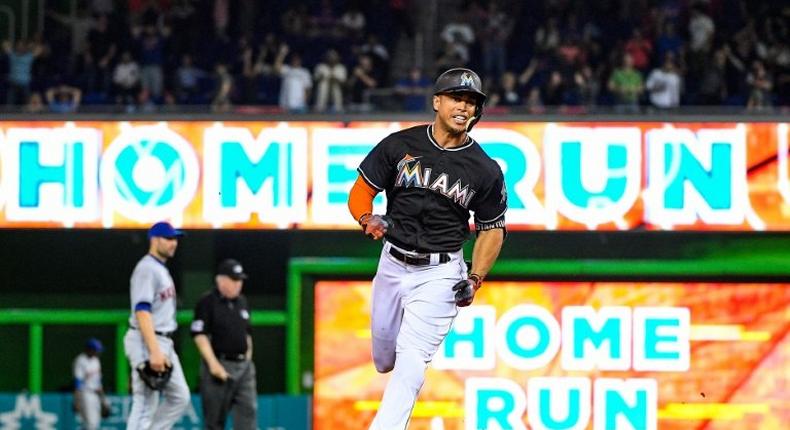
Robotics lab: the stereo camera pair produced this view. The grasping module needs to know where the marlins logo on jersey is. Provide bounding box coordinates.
[395,153,477,208]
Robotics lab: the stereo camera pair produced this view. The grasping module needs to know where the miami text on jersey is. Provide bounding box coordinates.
[395,154,476,208]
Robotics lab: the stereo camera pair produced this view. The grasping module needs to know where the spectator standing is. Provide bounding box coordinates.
[577,65,600,107]
[113,51,140,106]
[488,71,523,107]
[768,39,790,106]
[624,29,653,72]
[721,42,748,103]
[339,6,366,41]
[655,21,685,66]
[174,54,206,104]
[191,259,258,430]
[534,17,561,55]
[646,52,683,109]
[479,1,514,80]
[313,49,347,112]
[394,66,431,112]
[83,14,117,95]
[211,63,234,112]
[3,40,44,105]
[358,34,390,84]
[254,33,281,77]
[274,45,312,113]
[688,3,716,83]
[608,53,644,113]
[440,13,475,65]
[435,39,469,71]
[688,4,715,55]
[745,60,773,110]
[47,6,96,63]
[236,36,259,105]
[134,24,169,101]
[696,48,728,105]
[348,55,378,108]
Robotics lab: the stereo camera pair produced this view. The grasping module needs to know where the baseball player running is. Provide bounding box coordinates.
[123,221,191,429]
[348,68,507,429]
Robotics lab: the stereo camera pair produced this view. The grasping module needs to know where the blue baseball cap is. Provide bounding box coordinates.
[86,338,103,352]
[148,221,184,239]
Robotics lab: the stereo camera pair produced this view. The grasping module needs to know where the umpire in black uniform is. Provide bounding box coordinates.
[191,258,257,429]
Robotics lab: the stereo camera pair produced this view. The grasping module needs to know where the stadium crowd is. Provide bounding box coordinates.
[1,0,788,114]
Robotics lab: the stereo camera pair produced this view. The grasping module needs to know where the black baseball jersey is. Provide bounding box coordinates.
[359,124,507,252]
[190,289,251,356]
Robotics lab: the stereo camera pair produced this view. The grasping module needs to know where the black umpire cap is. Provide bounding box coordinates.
[217,259,248,280]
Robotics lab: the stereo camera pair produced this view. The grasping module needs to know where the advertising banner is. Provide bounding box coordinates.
[1,121,789,230]
[0,393,308,429]
[313,281,789,430]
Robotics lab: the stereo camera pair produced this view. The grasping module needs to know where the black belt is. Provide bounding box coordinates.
[130,327,174,338]
[216,353,247,362]
[388,247,450,266]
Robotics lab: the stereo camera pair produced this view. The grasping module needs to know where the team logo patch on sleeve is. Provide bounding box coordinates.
[190,320,204,332]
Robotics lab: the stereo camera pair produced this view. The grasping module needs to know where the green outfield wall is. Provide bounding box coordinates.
[0,230,788,394]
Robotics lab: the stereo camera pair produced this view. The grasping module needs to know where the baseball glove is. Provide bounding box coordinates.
[136,361,173,391]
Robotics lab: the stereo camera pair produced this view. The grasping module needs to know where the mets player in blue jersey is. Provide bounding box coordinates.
[123,221,191,429]
[348,68,507,429]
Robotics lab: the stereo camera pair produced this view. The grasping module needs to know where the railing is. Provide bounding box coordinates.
[1,101,788,118]
[0,309,287,394]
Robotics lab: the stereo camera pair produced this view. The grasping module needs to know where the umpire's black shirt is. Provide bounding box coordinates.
[190,289,251,356]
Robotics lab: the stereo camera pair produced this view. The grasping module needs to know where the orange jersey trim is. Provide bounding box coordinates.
[348,176,379,223]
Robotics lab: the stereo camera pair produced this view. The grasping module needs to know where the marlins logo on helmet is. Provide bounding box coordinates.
[460,72,475,87]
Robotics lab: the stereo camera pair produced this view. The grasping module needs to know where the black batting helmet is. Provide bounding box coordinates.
[432,68,487,131]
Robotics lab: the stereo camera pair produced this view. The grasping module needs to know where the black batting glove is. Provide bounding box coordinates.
[452,273,482,307]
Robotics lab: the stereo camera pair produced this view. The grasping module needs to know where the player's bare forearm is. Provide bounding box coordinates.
[193,334,221,368]
[135,311,162,357]
[194,334,229,380]
[470,228,504,280]
[246,335,253,360]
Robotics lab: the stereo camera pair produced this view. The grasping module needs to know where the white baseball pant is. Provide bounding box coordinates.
[124,329,191,430]
[76,389,101,430]
[368,241,466,430]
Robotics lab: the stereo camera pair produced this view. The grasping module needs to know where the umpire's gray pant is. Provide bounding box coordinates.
[199,359,258,430]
